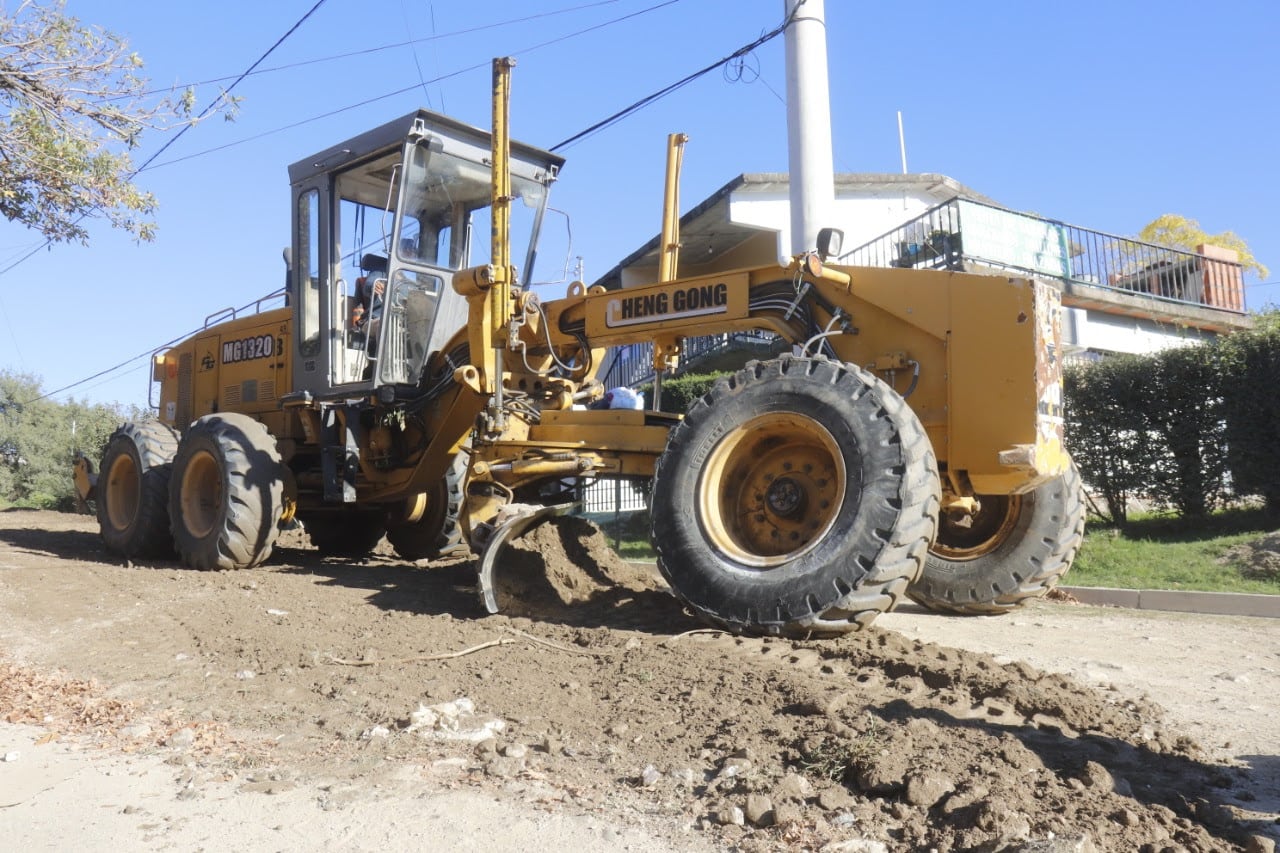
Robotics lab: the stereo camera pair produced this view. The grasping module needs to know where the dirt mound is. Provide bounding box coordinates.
[1223,531,1280,580]
[0,509,1275,851]
[495,516,684,628]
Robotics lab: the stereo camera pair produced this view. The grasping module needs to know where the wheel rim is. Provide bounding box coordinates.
[932,494,1022,561]
[104,452,140,533]
[698,412,847,568]
[180,449,223,539]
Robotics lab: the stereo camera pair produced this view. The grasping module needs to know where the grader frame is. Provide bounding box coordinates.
[84,58,1083,637]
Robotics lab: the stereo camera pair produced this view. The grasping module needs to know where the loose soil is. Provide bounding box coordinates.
[1,509,1278,852]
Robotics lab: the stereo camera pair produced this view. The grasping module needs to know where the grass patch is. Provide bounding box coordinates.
[1071,507,1280,594]
[585,505,1280,595]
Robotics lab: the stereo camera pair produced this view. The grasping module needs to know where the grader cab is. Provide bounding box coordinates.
[85,59,1083,638]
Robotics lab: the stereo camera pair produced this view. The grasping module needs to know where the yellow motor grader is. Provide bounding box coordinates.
[79,59,1083,637]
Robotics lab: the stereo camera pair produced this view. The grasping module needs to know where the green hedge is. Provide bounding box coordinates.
[639,371,731,416]
[1064,313,1280,524]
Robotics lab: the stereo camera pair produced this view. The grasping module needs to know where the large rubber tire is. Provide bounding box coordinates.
[97,420,180,558]
[300,511,386,557]
[169,413,285,570]
[650,356,941,638]
[908,462,1085,615]
[385,454,466,560]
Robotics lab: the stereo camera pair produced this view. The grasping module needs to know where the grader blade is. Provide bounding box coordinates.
[475,502,576,614]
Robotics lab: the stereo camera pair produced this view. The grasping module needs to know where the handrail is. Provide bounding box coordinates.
[149,288,291,411]
[843,197,1246,314]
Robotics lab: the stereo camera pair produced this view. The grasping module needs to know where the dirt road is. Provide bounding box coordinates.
[1,508,1277,851]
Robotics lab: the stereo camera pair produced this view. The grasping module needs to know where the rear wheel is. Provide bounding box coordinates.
[385,455,466,560]
[169,413,284,570]
[97,420,180,558]
[908,462,1085,614]
[300,511,386,557]
[650,356,940,637]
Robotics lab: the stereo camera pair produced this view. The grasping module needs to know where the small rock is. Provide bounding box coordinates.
[361,726,391,740]
[484,756,524,779]
[773,802,805,826]
[474,738,498,758]
[1195,799,1234,828]
[165,728,196,748]
[718,756,752,779]
[974,799,1031,839]
[1003,835,1099,852]
[1246,835,1277,853]
[714,805,745,826]
[744,793,774,827]
[669,767,696,786]
[773,772,814,802]
[234,669,256,680]
[820,841,888,853]
[817,787,857,811]
[119,723,152,740]
[905,772,955,808]
[1079,760,1113,790]
[174,653,190,662]
[501,743,528,759]
[624,637,642,651]
[3,751,19,762]
[639,765,662,787]
[607,722,630,737]
[1113,808,1140,827]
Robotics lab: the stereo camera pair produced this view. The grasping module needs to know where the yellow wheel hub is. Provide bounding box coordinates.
[180,450,223,539]
[699,412,846,568]
[104,453,140,533]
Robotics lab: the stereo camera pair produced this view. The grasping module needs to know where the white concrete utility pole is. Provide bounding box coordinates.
[783,0,836,256]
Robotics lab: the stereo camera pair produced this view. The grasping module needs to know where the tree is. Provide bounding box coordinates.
[0,1,229,244]
[1138,214,1269,280]
[0,370,129,509]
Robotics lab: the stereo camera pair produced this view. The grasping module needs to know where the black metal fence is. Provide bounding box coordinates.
[601,329,780,389]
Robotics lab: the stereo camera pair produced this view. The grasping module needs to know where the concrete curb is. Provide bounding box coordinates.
[1058,586,1280,619]
[622,561,1280,619]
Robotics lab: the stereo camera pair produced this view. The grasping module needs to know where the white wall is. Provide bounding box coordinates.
[1065,307,1214,355]
[729,187,946,262]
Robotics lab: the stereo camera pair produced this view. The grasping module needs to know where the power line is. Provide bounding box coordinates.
[134,0,331,174]
[550,4,801,151]
[123,0,626,99]
[23,292,288,406]
[144,0,685,171]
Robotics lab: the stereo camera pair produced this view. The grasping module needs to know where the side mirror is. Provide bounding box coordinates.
[816,227,844,260]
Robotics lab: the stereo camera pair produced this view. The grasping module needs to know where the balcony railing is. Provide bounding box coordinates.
[842,198,1245,314]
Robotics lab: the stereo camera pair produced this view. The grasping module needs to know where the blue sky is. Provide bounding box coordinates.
[3,0,1277,408]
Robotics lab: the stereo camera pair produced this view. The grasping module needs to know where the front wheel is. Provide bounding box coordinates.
[169,413,285,570]
[385,454,467,560]
[650,356,940,637]
[908,462,1085,615]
